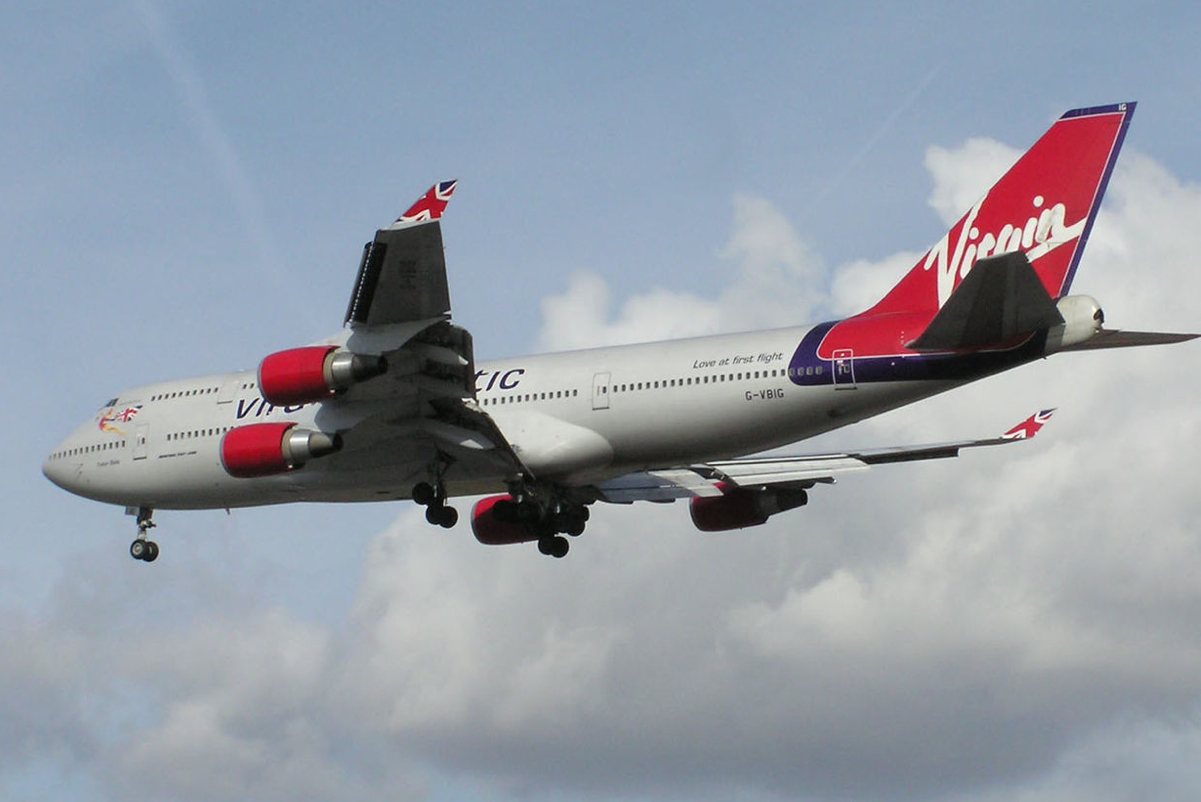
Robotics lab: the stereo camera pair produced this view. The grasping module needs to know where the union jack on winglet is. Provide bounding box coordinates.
[396,180,458,223]
[1001,409,1056,440]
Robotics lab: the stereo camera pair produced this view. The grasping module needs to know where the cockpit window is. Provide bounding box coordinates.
[101,397,118,408]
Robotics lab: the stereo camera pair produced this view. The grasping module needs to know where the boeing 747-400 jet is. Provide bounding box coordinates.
[43,102,1196,560]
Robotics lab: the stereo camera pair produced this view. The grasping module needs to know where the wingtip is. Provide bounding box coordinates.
[1001,409,1056,441]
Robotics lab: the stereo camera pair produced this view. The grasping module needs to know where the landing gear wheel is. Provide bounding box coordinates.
[424,502,458,528]
[412,482,437,506]
[130,540,159,562]
[128,507,159,563]
[550,507,587,536]
[538,535,569,558]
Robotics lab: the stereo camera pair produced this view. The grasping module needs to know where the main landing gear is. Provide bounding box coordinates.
[491,496,589,559]
[535,503,588,559]
[537,503,587,559]
[412,481,459,528]
[129,507,159,562]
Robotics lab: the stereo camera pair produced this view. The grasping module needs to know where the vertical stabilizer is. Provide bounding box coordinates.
[865,103,1135,317]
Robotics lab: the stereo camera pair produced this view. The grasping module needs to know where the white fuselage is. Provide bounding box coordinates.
[42,323,971,511]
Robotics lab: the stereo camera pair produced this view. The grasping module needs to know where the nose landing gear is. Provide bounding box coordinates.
[129,507,159,562]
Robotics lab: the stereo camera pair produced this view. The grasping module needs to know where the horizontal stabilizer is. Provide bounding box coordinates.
[908,252,1064,351]
[1062,328,1200,351]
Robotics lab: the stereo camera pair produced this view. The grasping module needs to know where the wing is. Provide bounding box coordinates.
[344,180,459,328]
[595,410,1056,503]
[320,182,531,489]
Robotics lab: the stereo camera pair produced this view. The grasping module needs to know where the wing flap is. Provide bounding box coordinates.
[596,469,726,503]
[705,455,869,486]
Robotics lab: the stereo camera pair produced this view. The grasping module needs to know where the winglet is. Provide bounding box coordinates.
[394,180,458,225]
[1001,408,1056,440]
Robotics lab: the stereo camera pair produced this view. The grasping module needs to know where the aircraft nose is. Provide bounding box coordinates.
[42,436,82,494]
[42,447,70,490]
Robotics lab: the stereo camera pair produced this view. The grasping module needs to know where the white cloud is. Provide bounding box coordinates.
[828,249,923,316]
[717,192,826,327]
[537,272,723,351]
[537,193,823,351]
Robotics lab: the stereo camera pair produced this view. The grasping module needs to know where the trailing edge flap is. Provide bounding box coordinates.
[907,252,1064,351]
[344,220,451,328]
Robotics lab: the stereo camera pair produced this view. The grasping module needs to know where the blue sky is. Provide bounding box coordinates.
[5,2,1201,801]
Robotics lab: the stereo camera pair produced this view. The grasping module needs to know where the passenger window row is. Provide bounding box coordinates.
[609,365,821,394]
[480,389,579,407]
[48,440,127,460]
[166,427,232,441]
[150,386,221,402]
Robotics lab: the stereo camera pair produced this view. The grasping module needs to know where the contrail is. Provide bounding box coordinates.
[804,63,945,213]
[132,0,284,288]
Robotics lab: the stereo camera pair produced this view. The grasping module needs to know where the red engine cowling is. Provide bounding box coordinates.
[258,346,386,406]
[471,494,539,545]
[689,486,809,532]
[220,422,341,478]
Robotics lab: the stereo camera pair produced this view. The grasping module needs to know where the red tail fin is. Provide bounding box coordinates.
[866,103,1134,316]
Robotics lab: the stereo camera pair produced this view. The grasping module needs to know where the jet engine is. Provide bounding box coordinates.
[257,346,386,406]
[220,422,341,478]
[689,486,809,532]
[470,494,540,545]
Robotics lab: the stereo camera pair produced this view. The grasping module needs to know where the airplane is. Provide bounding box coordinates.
[43,102,1197,562]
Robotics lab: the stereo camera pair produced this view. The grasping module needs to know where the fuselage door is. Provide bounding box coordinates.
[592,372,611,410]
[133,424,149,460]
[217,377,239,404]
[833,349,856,390]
